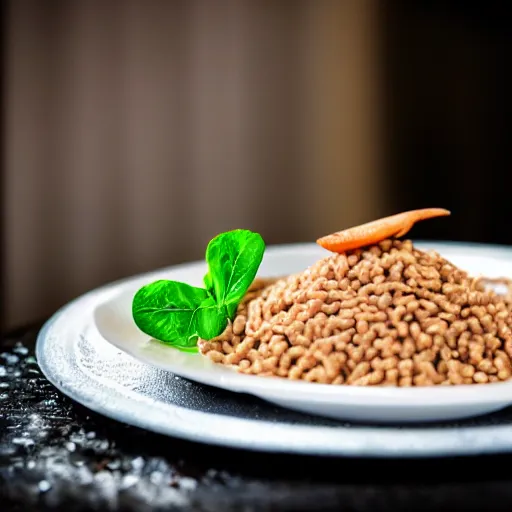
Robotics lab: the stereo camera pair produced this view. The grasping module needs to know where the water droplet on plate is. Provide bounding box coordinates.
[149,471,165,485]
[121,474,139,489]
[38,480,51,493]
[12,437,34,447]
[106,460,120,470]
[1,353,19,365]
[131,456,144,471]
[179,476,198,491]
[13,344,29,356]
[65,442,76,452]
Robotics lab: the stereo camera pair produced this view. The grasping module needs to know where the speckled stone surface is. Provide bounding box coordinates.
[3,324,512,511]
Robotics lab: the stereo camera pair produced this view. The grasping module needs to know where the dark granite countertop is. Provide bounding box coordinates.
[2,323,512,511]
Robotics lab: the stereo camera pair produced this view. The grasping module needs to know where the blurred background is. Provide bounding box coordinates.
[0,0,509,331]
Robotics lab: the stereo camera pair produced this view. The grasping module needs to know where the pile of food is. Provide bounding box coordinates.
[199,210,512,386]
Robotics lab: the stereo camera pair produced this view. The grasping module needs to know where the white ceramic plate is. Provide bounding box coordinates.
[93,241,512,424]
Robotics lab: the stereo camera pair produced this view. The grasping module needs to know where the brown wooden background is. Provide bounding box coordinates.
[1,1,509,331]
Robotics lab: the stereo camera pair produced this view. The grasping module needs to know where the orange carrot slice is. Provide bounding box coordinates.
[316,208,451,254]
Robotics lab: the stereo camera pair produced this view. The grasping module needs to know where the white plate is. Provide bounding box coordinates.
[93,241,512,424]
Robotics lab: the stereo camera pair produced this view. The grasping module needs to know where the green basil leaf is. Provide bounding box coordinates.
[132,229,266,351]
[132,280,208,347]
[203,271,215,300]
[196,296,228,340]
[226,302,238,321]
[205,229,265,317]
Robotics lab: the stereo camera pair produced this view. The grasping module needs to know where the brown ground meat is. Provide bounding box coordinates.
[198,239,512,386]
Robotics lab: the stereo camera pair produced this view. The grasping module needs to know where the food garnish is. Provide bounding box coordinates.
[316,208,450,254]
[132,229,265,351]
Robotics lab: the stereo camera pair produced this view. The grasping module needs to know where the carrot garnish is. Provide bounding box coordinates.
[316,208,450,254]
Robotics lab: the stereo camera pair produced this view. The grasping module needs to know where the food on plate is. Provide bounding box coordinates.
[132,210,512,386]
[199,238,512,386]
[316,208,450,253]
